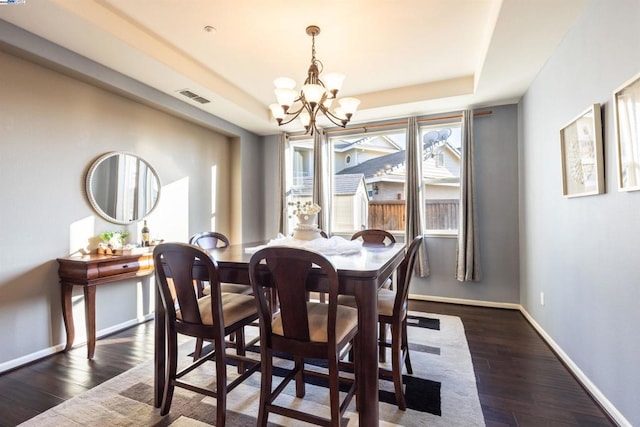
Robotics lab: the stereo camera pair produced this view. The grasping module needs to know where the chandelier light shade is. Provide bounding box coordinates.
[270,25,360,135]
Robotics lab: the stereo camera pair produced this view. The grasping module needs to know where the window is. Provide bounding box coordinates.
[285,138,314,235]
[284,117,462,237]
[330,129,406,234]
[420,122,462,233]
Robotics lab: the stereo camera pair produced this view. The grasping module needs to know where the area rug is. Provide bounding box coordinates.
[19,312,484,426]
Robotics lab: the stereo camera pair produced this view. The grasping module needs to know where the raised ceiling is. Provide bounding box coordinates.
[0,0,586,135]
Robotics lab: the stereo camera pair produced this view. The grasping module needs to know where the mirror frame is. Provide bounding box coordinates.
[85,151,161,225]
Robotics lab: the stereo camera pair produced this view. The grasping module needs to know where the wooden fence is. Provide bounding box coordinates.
[368,199,459,231]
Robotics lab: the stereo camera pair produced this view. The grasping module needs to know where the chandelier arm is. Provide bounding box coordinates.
[320,106,349,128]
[278,105,305,126]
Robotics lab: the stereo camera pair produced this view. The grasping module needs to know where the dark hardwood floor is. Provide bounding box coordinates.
[410,301,615,427]
[0,301,614,426]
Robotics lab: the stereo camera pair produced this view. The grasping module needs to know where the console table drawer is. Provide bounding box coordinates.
[98,259,145,276]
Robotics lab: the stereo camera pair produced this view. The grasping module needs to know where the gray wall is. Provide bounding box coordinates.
[411,105,520,304]
[0,24,265,368]
[519,0,640,424]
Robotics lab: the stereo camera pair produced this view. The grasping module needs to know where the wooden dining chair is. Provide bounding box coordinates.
[351,228,396,361]
[249,247,359,427]
[153,243,260,426]
[189,231,254,360]
[339,235,423,410]
[189,231,253,296]
[351,228,396,245]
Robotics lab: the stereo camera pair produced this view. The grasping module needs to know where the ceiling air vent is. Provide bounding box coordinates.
[178,89,211,104]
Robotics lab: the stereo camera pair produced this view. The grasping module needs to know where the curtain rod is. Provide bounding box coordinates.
[286,110,492,138]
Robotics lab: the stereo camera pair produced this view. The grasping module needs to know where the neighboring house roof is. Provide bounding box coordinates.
[336,143,460,183]
[334,135,403,153]
[334,174,366,195]
[290,174,366,197]
[338,151,406,178]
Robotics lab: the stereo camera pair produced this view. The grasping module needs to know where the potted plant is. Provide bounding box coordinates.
[97,231,130,254]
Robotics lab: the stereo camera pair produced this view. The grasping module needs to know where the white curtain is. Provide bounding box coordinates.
[405,116,430,277]
[313,130,330,232]
[455,110,482,281]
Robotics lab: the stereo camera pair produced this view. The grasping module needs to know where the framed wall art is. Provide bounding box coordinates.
[613,72,640,191]
[559,103,604,198]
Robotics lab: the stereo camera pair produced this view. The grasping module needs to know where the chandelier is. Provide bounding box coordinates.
[269,25,360,135]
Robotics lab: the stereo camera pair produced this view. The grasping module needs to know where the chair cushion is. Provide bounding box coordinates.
[272,302,358,343]
[177,293,257,327]
[337,289,396,317]
[376,289,396,317]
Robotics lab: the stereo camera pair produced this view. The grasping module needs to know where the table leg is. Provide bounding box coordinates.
[61,282,75,351]
[84,286,96,359]
[355,280,380,426]
[154,286,166,408]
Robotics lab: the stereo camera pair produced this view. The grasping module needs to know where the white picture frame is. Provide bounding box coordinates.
[613,72,640,191]
[559,104,604,198]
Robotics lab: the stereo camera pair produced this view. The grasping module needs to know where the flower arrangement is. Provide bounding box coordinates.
[288,201,321,217]
[98,231,130,248]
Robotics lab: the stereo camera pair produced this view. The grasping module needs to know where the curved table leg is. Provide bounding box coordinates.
[61,282,75,351]
[84,286,96,359]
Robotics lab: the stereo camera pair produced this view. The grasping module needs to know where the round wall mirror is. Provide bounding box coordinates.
[86,152,161,225]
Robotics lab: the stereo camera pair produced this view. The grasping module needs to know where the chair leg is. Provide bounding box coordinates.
[353,335,360,412]
[294,356,305,398]
[257,349,273,427]
[391,323,407,410]
[215,336,228,427]
[402,318,413,375]
[328,352,340,426]
[235,327,246,374]
[379,322,388,363]
[193,338,204,361]
[160,330,178,416]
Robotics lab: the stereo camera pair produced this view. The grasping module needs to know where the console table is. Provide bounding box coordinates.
[57,252,154,359]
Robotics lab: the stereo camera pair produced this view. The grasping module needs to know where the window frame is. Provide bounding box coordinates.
[282,114,465,238]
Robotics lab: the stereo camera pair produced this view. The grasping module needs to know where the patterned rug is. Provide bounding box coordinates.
[20,312,484,426]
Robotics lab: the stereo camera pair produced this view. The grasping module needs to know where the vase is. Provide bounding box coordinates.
[293,213,322,240]
[297,213,317,227]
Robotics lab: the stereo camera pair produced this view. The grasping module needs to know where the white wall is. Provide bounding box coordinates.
[519,0,640,424]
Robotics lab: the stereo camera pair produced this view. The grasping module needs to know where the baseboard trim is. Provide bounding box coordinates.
[409,294,521,310]
[0,314,154,374]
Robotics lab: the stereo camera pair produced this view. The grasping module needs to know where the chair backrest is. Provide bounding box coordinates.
[189,231,230,250]
[351,229,396,245]
[249,247,340,345]
[393,235,424,316]
[154,243,224,334]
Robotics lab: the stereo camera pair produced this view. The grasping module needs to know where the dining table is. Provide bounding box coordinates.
[154,239,406,426]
